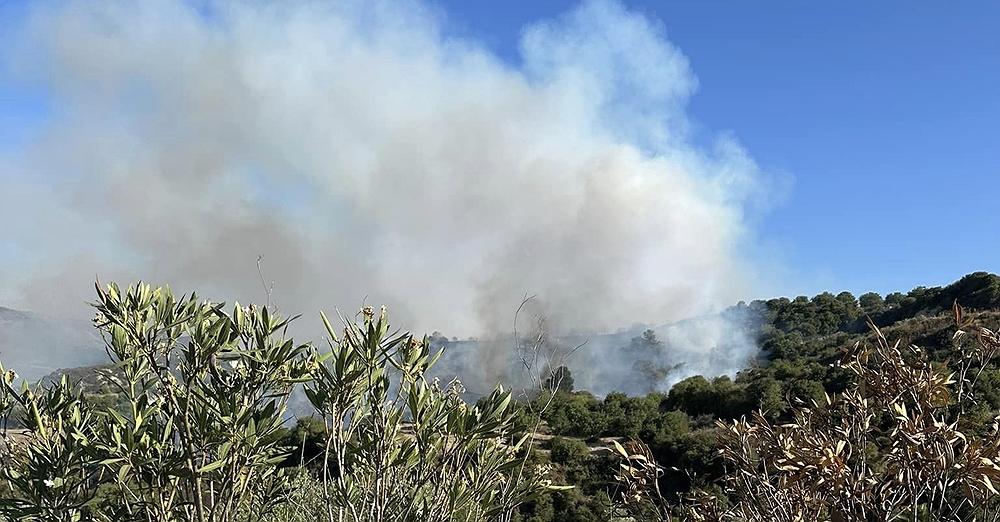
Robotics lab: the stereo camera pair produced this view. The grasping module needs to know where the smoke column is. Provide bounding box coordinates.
[0,0,777,390]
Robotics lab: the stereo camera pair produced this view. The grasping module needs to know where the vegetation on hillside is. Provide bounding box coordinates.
[613,302,1000,521]
[511,272,1000,521]
[4,272,1000,521]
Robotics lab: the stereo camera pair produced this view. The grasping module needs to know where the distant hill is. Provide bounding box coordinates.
[0,306,107,382]
[10,271,1000,398]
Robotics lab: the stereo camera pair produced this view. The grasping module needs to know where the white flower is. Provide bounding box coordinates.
[43,479,55,488]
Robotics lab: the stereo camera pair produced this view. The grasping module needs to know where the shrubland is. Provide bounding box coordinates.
[5,272,1000,521]
[516,272,1000,521]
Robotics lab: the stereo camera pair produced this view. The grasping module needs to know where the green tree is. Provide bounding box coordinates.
[745,376,785,419]
[549,437,589,465]
[543,366,574,394]
[859,292,885,314]
[544,392,601,437]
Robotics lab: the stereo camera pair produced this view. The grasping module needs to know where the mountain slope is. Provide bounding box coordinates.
[0,306,106,381]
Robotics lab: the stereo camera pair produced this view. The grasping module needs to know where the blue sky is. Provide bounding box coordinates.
[432,0,1000,298]
[0,0,997,323]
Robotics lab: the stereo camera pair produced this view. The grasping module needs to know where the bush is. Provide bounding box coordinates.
[0,282,558,522]
[543,392,601,437]
[549,437,589,465]
[613,303,1000,521]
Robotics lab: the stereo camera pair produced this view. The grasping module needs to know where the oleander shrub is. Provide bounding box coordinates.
[0,281,557,522]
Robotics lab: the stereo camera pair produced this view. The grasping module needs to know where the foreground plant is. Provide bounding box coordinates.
[0,368,101,521]
[0,282,312,521]
[302,305,563,522]
[89,282,315,521]
[614,301,1000,521]
[0,281,556,522]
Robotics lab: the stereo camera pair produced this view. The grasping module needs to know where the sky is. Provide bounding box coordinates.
[0,0,997,335]
[432,0,1000,298]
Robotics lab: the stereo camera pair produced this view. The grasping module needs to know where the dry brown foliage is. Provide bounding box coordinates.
[615,301,1000,522]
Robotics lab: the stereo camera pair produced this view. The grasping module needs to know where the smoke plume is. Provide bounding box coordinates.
[0,0,775,391]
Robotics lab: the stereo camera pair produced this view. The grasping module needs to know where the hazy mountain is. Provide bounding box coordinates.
[0,306,106,382]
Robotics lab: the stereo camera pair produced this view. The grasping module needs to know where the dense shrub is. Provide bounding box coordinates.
[0,282,556,522]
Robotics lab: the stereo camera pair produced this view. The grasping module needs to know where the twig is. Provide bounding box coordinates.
[256,255,274,309]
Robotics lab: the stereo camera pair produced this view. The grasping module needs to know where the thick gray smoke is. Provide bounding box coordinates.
[0,0,774,391]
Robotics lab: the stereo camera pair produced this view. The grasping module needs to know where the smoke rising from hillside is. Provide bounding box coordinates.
[0,0,775,390]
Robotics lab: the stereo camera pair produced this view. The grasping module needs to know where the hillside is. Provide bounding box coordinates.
[21,271,1000,406]
[5,272,1000,521]
[0,306,106,382]
[510,271,1000,521]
